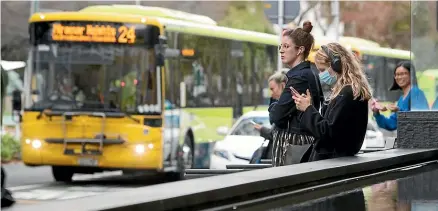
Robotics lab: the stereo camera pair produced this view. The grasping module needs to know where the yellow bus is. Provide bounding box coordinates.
[18,10,198,182]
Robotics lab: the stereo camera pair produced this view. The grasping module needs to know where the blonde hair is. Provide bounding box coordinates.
[315,42,372,101]
[268,70,288,84]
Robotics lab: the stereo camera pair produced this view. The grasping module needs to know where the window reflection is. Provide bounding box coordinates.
[29,44,160,114]
[230,117,270,136]
[265,168,438,211]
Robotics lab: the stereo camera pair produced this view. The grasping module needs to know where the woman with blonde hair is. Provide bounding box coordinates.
[292,42,372,161]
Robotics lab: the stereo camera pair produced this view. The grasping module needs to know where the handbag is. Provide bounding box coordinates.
[271,127,315,166]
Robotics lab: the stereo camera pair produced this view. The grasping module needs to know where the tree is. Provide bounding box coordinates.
[312,1,332,35]
[340,1,411,50]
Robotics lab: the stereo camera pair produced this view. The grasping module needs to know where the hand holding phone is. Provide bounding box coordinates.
[251,120,262,130]
[371,99,387,112]
[289,86,300,97]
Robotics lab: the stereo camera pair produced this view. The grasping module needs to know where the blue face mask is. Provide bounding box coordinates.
[319,69,337,85]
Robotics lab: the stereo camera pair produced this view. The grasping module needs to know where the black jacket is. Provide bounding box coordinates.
[269,61,323,135]
[300,85,368,161]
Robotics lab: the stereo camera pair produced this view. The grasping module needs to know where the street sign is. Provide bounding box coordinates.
[263,0,301,24]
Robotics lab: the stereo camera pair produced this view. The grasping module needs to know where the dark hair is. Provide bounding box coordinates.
[282,21,314,59]
[389,61,418,91]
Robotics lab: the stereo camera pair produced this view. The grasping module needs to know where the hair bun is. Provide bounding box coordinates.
[302,21,313,33]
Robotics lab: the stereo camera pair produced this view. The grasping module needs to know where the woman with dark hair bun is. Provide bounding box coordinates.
[371,61,429,131]
[269,21,324,166]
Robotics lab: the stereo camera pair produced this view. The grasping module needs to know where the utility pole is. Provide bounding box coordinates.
[331,0,340,41]
[277,0,284,71]
[24,0,39,108]
[29,0,39,16]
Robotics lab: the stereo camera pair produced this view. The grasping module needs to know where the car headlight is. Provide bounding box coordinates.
[213,149,230,160]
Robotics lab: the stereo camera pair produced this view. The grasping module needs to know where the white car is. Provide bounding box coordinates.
[210,111,386,169]
[209,111,271,169]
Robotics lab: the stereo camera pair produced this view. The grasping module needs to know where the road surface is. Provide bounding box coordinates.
[2,162,170,206]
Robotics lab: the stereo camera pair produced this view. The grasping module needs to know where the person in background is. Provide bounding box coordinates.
[293,42,372,161]
[269,21,324,166]
[1,67,15,208]
[252,70,288,161]
[371,61,429,131]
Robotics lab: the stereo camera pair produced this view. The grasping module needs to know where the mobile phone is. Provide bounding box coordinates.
[289,86,299,95]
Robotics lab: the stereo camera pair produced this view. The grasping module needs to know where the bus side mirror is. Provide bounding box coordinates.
[12,89,22,111]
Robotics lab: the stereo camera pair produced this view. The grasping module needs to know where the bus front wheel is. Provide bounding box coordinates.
[52,166,74,182]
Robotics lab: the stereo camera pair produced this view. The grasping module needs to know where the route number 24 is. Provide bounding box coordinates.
[118,26,136,44]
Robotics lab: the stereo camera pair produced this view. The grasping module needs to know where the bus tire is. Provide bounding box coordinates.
[52,166,74,182]
[165,146,185,181]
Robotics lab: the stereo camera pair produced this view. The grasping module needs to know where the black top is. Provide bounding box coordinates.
[300,85,368,156]
[269,61,323,135]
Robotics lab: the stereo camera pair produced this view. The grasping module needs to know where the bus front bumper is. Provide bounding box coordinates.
[21,140,163,170]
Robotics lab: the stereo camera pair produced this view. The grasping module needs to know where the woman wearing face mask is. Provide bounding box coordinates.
[269,21,324,166]
[292,43,372,161]
[372,61,429,131]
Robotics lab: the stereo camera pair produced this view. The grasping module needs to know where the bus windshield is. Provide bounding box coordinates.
[29,43,162,114]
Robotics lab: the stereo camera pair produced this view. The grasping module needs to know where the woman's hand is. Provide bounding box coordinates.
[291,87,312,112]
[371,99,387,113]
[253,124,262,131]
[386,103,399,112]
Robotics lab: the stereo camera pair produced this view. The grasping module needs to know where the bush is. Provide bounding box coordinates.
[1,134,20,162]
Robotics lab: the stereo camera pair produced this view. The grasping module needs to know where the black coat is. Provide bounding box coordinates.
[300,85,369,161]
[269,61,323,136]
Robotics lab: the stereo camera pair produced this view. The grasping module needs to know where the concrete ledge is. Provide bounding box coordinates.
[397,111,438,148]
[10,149,438,211]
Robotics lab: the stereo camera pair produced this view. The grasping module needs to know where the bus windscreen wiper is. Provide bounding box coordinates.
[100,108,140,124]
[121,111,140,124]
[36,104,53,120]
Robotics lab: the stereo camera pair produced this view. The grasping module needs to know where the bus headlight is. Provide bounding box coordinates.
[31,139,42,149]
[135,144,145,154]
[134,144,154,154]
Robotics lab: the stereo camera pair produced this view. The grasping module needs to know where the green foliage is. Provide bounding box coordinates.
[1,133,20,162]
[218,1,274,34]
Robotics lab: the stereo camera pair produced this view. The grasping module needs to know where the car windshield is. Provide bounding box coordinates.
[230,116,270,136]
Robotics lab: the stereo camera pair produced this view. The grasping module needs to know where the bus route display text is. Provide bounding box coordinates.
[51,23,136,44]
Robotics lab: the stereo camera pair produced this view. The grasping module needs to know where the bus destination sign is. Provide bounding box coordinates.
[51,23,136,44]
